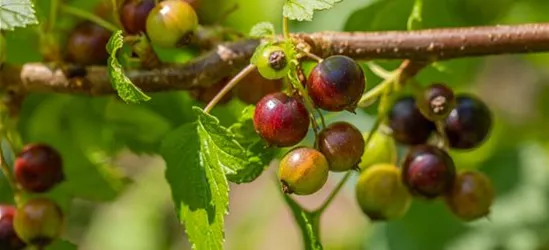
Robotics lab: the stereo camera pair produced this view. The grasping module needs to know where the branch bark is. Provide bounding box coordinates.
[2,23,549,95]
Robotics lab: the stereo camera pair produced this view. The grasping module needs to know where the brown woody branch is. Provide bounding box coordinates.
[1,23,549,95]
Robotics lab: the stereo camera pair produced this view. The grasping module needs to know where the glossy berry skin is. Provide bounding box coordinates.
[120,0,156,34]
[146,0,198,48]
[255,45,290,80]
[355,164,412,221]
[444,94,492,149]
[278,147,329,195]
[358,130,397,171]
[417,82,456,121]
[0,206,26,250]
[13,199,64,247]
[445,170,494,221]
[234,69,283,104]
[253,92,310,147]
[402,145,456,199]
[66,21,112,66]
[389,96,436,145]
[307,55,366,112]
[14,143,64,193]
[316,122,365,172]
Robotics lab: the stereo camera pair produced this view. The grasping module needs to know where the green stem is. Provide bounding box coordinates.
[0,139,17,194]
[111,0,123,29]
[366,61,393,79]
[283,17,290,40]
[357,70,399,107]
[48,0,60,32]
[61,5,119,32]
[314,171,352,214]
[204,64,256,113]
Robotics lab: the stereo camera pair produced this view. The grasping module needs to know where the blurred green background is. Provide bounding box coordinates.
[3,0,549,249]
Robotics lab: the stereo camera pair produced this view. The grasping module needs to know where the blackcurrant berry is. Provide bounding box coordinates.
[444,94,492,149]
[358,130,397,171]
[355,164,412,221]
[445,170,494,221]
[402,145,456,199]
[255,45,290,80]
[13,198,64,247]
[307,55,366,112]
[14,143,64,193]
[146,0,198,48]
[66,21,112,66]
[253,92,310,147]
[316,121,365,172]
[388,96,436,145]
[234,69,283,105]
[417,82,456,121]
[189,79,232,104]
[0,205,26,250]
[120,0,156,35]
[278,147,329,195]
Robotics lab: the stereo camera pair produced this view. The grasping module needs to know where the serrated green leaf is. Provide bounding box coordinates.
[282,194,323,250]
[283,0,343,21]
[0,0,38,31]
[249,22,276,38]
[107,30,151,104]
[407,0,423,30]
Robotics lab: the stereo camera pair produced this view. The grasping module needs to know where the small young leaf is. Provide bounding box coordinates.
[283,0,343,21]
[106,30,151,104]
[407,0,423,30]
[0,0,38,31]
[249,22,276,38]
[282,194,323,250]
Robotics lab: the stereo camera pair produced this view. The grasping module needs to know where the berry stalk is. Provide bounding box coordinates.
[61,5,119,33]
[314,171,352,214]
[204,64,256,113]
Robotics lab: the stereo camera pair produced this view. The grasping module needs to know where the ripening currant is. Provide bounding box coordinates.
[444,94,493,149]
[14,143,64,193]
[402,145,456,199]
[13,198,64,247]
[389,96,436,145]
[0,205,26,250]
[358,130,397,171]
[278,147,329,195]
[307,55,366,112]
[253,92,310,147]
[255,45,291,80]
[416,82,456,121]
[146,0,199,48]
[445,170,495,221]
[120,0,156,34]
[316,121,365,172]
[234,69,283,104]
[355,164,412,221]
[66,21,112,66]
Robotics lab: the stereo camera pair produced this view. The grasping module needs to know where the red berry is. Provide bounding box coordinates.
[253,92,310,147]
[444,94,492,149]
[0,205,26,250]
[120,0,156,34]
[66,21,112,66]
[417,82,456,121]
[14,143,64,193]
[278,147,329,195]
[13,199,64,247]
[445,170,494,221]
[389,96,435,145]
[402,145,456,199]
[307,55,366,112]
[234,69,283,105]
[316,121,365,172]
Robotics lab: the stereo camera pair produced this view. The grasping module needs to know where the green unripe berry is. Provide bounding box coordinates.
[358,131,397,171]
[278,147,329,195]
[13,198,64,247]
[256,45,290,80]
[355,164,412,221]
[146,0,199,48]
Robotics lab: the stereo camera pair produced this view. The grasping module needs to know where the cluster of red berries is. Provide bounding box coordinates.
[0,144,65,250]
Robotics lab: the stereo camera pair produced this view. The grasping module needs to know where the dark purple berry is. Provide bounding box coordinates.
[234,69,283,105]
[14,143,64,193]
[253,92,310,147]
[417,82,456,121]
[307,55,366,112]
[389,96,436,145]
[402,145,456,199]
[120,0,156,34]
[66,21,112,66]
[445,170,494,221]
[444,94,492,149]
[316,121,365,172]
[0,205,26,250]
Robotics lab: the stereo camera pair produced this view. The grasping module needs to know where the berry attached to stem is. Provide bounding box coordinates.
[402,145,456,199]
[278,147,329,195]
[355,164,412,221]
[146,0,198,48]
[66,21,112,66]
[388,96,435,145]
[13,198,64,247]
[417,82,456,121]
[14,143,64,193]
[444,94,493,149]
[316,121,365,172]
[445,170,494,221]
[0,205,26,250]
[255,45,290,80]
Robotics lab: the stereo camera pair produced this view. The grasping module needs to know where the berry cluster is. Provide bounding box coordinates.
[0,144,65,249]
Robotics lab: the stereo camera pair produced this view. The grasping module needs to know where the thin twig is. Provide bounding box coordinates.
[204,64,256,113]
[314,171,352,214]
[61,5,119,32]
